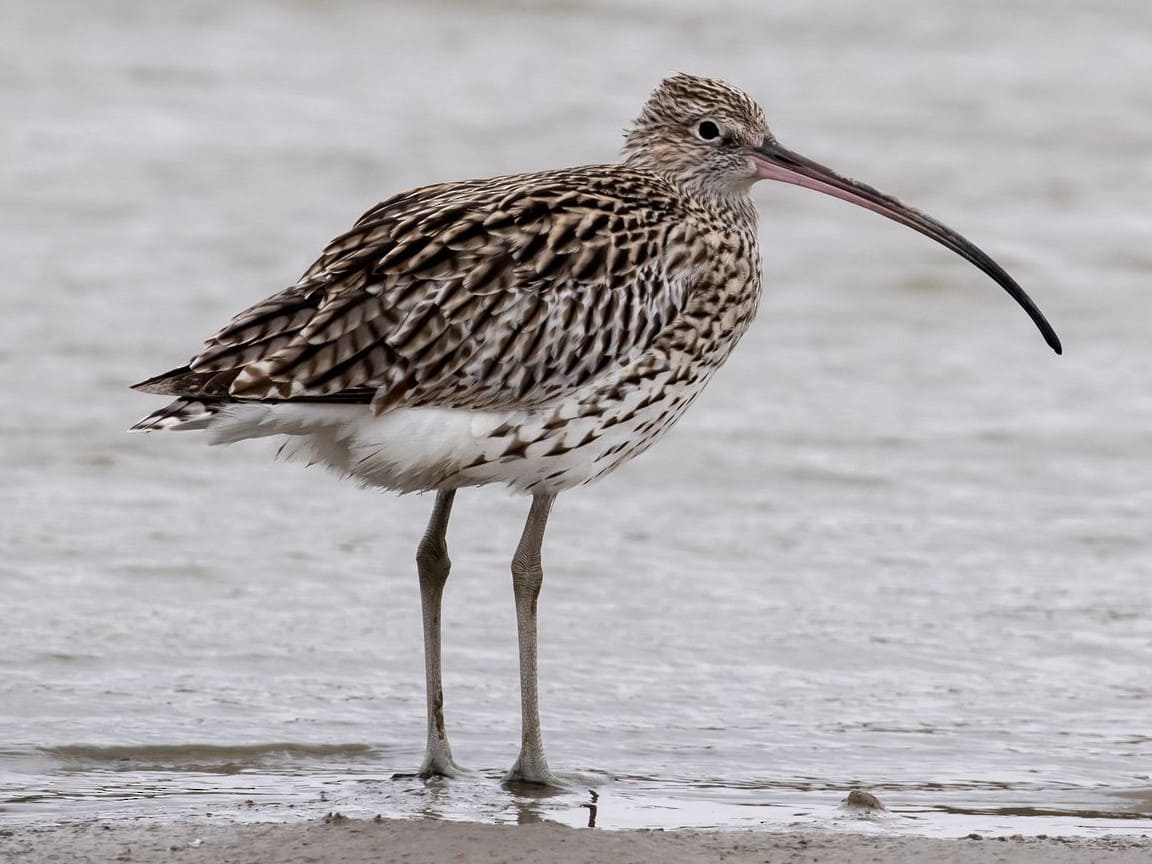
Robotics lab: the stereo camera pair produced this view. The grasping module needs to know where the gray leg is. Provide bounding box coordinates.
[416,490,464,778]
[504,494,562,786]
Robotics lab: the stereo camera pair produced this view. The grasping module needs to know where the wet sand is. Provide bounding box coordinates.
[2,818,1150,864]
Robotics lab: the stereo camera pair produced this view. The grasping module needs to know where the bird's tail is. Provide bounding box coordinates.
[130,398,225,432]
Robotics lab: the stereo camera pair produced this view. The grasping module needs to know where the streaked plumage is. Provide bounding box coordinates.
[133,127,764,493]
[132,74,1059,786]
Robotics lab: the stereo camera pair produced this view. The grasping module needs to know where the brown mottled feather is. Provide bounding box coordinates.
[142,167,750,415]
[134,73,769,437]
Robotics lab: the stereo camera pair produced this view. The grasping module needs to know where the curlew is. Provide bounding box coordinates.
[132,74,1061,787]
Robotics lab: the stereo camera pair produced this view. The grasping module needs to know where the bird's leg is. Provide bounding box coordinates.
[505,493,562,786]
[415,489,464,778]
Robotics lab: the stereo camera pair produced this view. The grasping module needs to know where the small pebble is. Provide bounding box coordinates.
[841,790,886,811]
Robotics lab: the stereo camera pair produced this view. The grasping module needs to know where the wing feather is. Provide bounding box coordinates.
[145,167,698,413]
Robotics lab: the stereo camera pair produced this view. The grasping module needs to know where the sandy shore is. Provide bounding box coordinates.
[2,817,1150,864]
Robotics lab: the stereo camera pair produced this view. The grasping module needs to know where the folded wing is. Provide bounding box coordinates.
[135,169,694,415]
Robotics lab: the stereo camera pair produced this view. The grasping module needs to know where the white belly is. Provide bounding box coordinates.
[200,371,710,495]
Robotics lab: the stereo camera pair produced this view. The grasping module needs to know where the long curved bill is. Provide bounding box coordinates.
[752,139,1061,354]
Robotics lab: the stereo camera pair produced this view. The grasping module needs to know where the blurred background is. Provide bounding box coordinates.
[1,0,1149,837]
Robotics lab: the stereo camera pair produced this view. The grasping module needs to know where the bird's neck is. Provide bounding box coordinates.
[624,156,758,229]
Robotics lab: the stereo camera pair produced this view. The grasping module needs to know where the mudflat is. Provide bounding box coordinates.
[2,818,1150,864]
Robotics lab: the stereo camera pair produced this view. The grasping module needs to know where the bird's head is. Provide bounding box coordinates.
[623,73,772,198]
[623,73,1061,354]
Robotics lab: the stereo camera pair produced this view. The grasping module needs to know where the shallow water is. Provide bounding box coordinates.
[2,0,1150,839]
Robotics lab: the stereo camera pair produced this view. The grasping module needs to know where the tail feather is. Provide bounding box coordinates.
[130,398,225,432]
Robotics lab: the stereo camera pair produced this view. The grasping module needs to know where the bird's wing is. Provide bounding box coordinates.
[138,168,699,414]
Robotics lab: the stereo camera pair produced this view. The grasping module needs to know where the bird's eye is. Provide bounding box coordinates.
[696,120,722,142]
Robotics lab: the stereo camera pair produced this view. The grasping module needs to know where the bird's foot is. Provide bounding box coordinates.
[502,751,569,789]
[415,744,468,779]
[417,762,469,779]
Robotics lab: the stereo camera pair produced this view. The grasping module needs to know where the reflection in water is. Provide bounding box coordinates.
[410,775,457,823]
